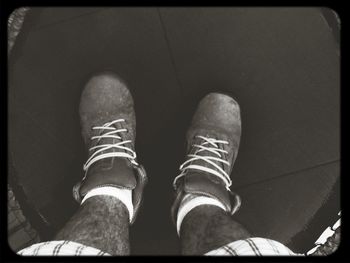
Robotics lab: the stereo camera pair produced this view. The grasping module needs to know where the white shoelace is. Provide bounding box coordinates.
[173,135,232,190]
[83,119,138,172]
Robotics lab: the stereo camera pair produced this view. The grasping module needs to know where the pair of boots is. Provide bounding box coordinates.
[73,72,242,227]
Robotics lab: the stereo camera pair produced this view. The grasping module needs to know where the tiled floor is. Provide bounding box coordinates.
[8,7,340,254]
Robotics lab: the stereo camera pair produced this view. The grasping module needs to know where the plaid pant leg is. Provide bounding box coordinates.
[205,237,303,256]
[17,240,110,256]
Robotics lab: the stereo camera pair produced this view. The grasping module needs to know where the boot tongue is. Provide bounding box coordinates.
[90,122,131,169]
[188,135,227,177]
[181,135,232,212]
[79,122,137,197]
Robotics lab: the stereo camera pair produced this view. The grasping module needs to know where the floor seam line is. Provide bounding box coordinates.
[233,159,340,190]
[156,8,185,96]
[30,8,109,32]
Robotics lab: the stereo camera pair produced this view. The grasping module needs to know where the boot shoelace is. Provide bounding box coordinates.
[83,119,138,172]
[174,135,232,190]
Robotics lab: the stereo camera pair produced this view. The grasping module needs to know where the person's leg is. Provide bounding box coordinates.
[171,94,297,256]
[66,72,146,255]
[179,205,250,255]
[171,93,247,255]
[18,72,147,256]
[55,195,130,255]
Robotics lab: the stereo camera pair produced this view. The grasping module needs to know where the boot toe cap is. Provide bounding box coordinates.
[193,92,241,132]
[81,72,133,109]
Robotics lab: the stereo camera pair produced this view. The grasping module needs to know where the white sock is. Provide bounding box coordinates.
[176,193,227,236]
[81,186,134,223]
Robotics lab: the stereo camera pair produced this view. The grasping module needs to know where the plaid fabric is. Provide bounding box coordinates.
[205,237,303,256]
[17,240,110,256]
[13,220,340,257]
[18,238,300,256]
